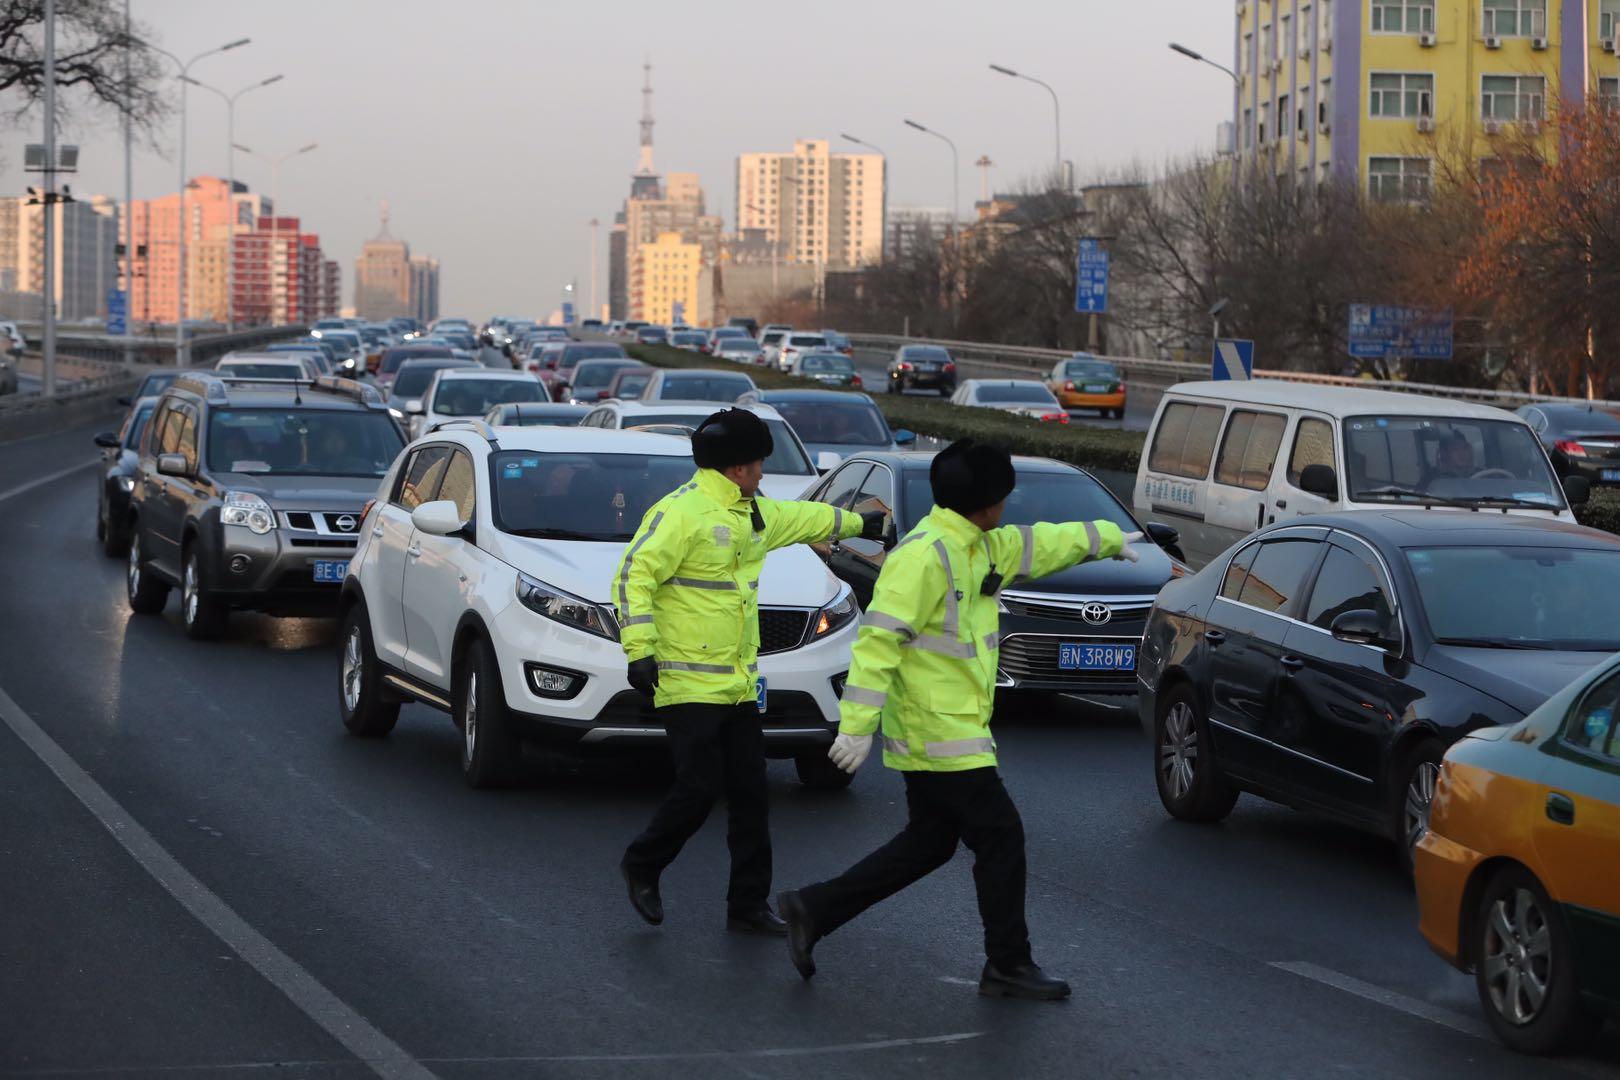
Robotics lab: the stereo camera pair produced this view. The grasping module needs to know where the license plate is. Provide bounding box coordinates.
[1058,643,1136,671]
[311,559,348,583]
[1603,469,1620,481]
[1083,384,1111,393]
[919,362,938,371]
[756,677,768,714]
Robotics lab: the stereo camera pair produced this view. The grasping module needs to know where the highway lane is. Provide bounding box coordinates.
[0,420,1615,1079]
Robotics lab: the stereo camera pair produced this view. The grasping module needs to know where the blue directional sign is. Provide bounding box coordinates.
[561,301,575,326]
[1348,304,1454,360]
[106,289,126,335]
[1213,338,1254,381]
[671,301,686,324]
[1075,237,1110,314]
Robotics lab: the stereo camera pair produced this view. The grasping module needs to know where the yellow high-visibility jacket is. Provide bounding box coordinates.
[614,468,865,707]
[839,506,1126,771]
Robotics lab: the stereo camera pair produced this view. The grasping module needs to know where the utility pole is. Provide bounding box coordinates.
[975,155,994,205]
[122,0,133,367]
[588,218,600,320]
[41,0,56,396]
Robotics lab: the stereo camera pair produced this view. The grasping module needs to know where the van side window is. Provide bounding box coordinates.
[1215,410,1287,490]
[1287,418,1337,488]
[1148,402,1226,479]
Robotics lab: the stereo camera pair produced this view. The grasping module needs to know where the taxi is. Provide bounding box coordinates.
[1415,653,1620,1055]
[1045,353,1126,418]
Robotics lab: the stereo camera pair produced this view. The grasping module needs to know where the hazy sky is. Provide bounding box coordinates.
[2,0,1233,318]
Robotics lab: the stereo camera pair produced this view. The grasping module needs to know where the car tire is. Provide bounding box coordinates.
[1390,737,1444,876]
[126,528,169,615]
[101,513,130,557]
[1153,685,1238,822]
[338,601,399,737]
[457,637,522,789]
[1473,865,1598,1055]
[794,750,855,790]
[181,547,228,641]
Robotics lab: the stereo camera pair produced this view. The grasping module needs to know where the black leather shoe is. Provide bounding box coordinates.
[620,862,663,926]
[777,890,818,980]
[726,905,788,936]
[978,961,1071,1001]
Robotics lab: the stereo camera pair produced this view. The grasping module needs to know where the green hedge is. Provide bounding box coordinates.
[627,344,1148,473]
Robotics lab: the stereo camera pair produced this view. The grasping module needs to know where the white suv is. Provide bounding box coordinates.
[337,423,861,789]
[578,400,822,499]
[775,332,828,373]
[411,368,548,439]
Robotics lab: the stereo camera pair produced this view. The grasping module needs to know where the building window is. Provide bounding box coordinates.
[1601,77,1620,108]
[1482,74,1545,121]
[1371,1,1435,33]
[1278,94,1292,137]
[1368,156,1432,203]
[1301,4,1314,48]
[1482,0,1545,37]
[1604,0,1620,42]
[1370,72,1434,117]
[1244,107,1255,149]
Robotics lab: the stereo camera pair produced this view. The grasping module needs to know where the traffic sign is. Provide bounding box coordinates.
[561,301,575,326]
[672,301,685,324]
[1213,338,1254,381]
[106,289,126,335]
[1347,304,1453,360]
[1075,238,1110,314]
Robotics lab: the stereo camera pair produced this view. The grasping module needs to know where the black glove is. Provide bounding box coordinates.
[627,656,659,698]
[859,511,887,541]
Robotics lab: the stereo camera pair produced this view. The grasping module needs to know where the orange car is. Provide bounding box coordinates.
[1045,354,1126,418]
[1415,655,1620,1055]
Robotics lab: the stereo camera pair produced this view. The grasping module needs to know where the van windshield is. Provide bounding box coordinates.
[1344,415,1563,509]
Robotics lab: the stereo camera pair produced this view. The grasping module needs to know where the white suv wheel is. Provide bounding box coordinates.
[463,671,479,759]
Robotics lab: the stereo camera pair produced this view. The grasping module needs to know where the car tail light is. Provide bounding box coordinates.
[943,362,956,373]
[897,362,913,371]
[597,389,611,400]
[1064,381,1076,392]
[1555,439,1587,457]
[852,374,863,387]
[1040,412,1070,424]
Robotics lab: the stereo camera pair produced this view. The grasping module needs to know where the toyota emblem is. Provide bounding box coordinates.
[1080,602,1112,626]
[334,515,358,533]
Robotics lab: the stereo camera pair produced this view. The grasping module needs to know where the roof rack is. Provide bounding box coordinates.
[312,375,384,407]
[167,372,383,408]
[427,419,500,447]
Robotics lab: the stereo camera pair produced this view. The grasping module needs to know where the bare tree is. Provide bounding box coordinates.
[0,0,168,136]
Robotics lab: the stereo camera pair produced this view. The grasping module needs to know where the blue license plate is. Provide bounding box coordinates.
[311,559,348,583]
[756,677,768,714]
[1058,643,1136,671]
[1603,469,1620,481]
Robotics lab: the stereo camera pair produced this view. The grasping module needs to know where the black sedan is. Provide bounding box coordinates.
[93,395,160,556]
[800,451,1185,697]
[1516,402,1620,488]
[1137,511,1620,870]
[886,344,957,395]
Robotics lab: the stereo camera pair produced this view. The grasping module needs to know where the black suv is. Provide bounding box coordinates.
[125,374,406,639]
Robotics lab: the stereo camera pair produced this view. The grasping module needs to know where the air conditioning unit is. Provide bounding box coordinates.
[1320,33,1332,53]
[1484,118,1505,135]
[1485,35,1502,49]
[1419,32,1437,47]
[1604,37,1617,53]
[1416,116,1436,134]
[1531,35,1548,51]
[1298,125,1311,142]
[1319,118,1332,135]
[1300,43,1311,59]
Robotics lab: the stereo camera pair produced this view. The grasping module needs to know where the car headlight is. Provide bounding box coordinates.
[813,585,859,637]
[116,476,135,493]
[221,491,276,535]
[516,572,619,640]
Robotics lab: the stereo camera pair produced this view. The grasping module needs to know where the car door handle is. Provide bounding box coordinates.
[1546,792,1575,826]
[1203,630,1226,645]
[371,526,384,538]
[1275,498,1288,510]
[406,544,422,559]
[1280,655,1305,671]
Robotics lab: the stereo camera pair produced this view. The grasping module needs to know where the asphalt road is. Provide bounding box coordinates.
[2,418,1616,1079]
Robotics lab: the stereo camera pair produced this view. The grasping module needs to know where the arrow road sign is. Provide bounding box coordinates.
[1213,338,1254,381]
[1075,238,1110,314]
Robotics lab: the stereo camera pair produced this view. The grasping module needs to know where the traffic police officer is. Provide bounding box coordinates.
[777,438,1140,998]
[615,407,883,933]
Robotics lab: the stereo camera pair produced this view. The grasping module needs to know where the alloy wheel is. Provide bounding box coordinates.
[127,536,141,592]
[341,626,363,713]
[464,671,479,760]
[1482,887,1553,1026]
[1403,761,1440,853]
[1160,701,1197,800]
[183,559,198,625]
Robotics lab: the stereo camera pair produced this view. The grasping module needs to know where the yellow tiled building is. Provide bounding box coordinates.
[632,232,702,326]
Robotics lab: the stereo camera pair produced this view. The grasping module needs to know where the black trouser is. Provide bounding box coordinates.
[796,767,1031,969]
[622,702,772,914]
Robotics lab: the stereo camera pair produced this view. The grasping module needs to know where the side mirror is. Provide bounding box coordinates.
[1563,474,1591,508]
[1145,521,1180,548]
[156,453,190,478]
[816,450,842,473]
[404,399,424,415]
[1299,463,1339,499]
[94,431,120,449]
[1330,609,1398,651]
[893,428,917,446]
[411,499,466,537]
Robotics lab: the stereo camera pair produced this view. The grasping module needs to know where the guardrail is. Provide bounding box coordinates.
[22,325,310,369]
[847,332,1620,411]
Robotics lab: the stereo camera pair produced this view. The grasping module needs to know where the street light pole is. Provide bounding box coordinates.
[242,143,318,326]
[122,0,133,367]
[840,133,888,263]
[903,118,960,230]
[988,64,1063,187]
[1168,42,1239,85]
[183,73,283,332]
[41,0,56,397]
[588,218,599,320]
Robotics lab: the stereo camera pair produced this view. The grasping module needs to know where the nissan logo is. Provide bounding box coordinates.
[1080,602,1112,626]
[334,515,358,533]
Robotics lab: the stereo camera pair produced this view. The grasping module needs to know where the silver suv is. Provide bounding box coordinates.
[125,373,407,639]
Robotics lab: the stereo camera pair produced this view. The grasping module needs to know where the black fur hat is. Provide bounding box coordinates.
[692,408,774,470]
[930,438,1016,515]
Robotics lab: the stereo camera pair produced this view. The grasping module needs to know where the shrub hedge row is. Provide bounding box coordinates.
[628,343,1620,535]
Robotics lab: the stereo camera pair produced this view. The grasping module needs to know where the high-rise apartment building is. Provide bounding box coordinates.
[231,216,332,326]
[736,139,885,268]
[124,176,262,324]
[408,254,440,325]
[1235,0,1619,199]
[633,232,703,325]
[354,208,411,321]
[0,193,120,321]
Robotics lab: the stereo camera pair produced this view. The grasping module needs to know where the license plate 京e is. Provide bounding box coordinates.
[1058,643,1136,671]
[312,559,348,583]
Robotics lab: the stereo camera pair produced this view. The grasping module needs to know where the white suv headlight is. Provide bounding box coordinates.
[516,573,619,641]
[221,491,276,535]
[813,584,859,638]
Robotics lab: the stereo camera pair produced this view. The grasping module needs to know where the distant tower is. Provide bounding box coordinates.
[630,59,661,199]
[376,199,392,239]
[975,156,994,204]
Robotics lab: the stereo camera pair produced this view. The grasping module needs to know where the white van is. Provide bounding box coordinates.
[1134,381,1581,568]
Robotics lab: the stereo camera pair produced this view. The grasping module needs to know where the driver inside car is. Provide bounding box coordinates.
[1429,432,1478,482]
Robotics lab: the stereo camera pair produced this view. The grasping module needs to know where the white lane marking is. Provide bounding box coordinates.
[415,1031,986,1063]
[938,976,979,987]
[0,684,438,1080]
[0,458,98,503]
[1271,961,1490,1039]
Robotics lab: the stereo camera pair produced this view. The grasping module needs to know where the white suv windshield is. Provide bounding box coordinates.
[489,451,695,541]
[433,379,545,415]
[208,409,404,477]
[1344,415,1562,509]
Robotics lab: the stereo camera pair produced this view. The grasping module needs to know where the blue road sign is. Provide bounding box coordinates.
[561,301,575,326]
[106,289,126,335]
[1213,338,1254,381]
[1075,238,1110,314]
[672,301,685,324]
[1347,304,1453,360]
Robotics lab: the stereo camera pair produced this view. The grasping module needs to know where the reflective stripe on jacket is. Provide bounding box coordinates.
[838,506,1126,771]
[615,467,864,707]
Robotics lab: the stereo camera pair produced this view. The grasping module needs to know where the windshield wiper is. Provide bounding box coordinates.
[1352,485,1476,508]
[508,527,627,542]
[1467,496,1562,510]
[1434,637,1545,650]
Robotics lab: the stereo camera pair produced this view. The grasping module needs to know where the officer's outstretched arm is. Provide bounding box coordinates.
[754,496,865,551]
[614,506,691,662]
[986,519,1128,586]
[838,546,943,736]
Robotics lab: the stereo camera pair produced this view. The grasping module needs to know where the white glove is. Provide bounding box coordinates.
[828,733,873,774]
[1113,531,1144,563]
